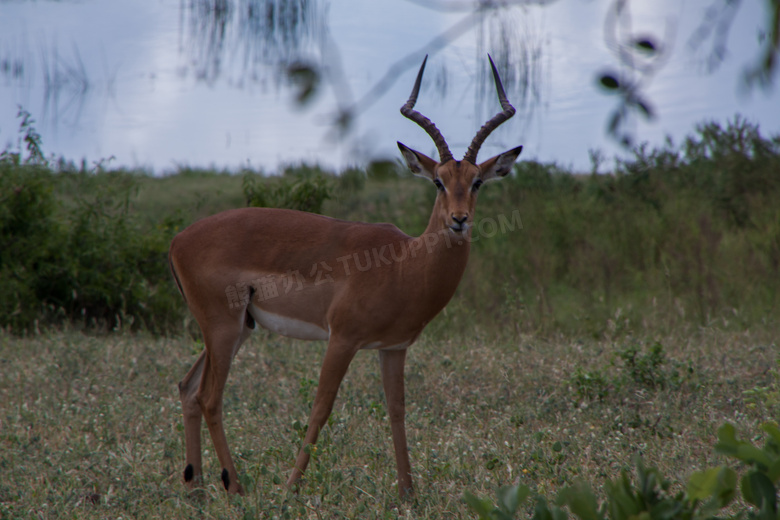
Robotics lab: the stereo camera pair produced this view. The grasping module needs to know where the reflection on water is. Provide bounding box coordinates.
[475,7,545,132]
[179,0,544,132]
[41,45,92,129]
[0,37,96,131]
[1,0,777,172]
[1,52,26,85]
[183,0,325,86]
[0,0,552,170]
[2,0,543,153]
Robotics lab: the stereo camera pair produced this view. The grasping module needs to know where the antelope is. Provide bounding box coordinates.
[168,55,522,498]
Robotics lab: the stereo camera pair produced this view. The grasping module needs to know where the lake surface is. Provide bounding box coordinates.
[1,0,778,174]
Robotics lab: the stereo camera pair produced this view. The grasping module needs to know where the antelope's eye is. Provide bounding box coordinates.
[433,178,445,192]
[472,179,484,192]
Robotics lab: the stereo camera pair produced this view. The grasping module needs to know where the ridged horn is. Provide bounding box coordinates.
[400,55,454,164]
[462,55,516,165]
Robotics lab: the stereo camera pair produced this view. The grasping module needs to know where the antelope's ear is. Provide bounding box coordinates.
[398,142,438,181]
[478,145,523,182]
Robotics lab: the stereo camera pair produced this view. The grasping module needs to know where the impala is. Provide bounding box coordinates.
[168,55,522,498]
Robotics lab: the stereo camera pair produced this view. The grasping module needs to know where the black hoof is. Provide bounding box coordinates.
[184,464,194,482]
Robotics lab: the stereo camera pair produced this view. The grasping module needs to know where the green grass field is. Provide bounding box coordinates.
[1,325,777,518]
[1,115,780,517]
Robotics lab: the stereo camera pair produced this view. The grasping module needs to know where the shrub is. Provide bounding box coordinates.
[243,168,333,214]
[50,179,184,332]
[337,167,366,193]
[465,422,780,520]
[0,112,184,333]
[0,162,62,331]
[3,112,780,337]
[0,165,185,333]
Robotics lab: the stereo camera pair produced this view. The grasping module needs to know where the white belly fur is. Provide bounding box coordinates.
[362,340,411,351]
[248,304,329,341]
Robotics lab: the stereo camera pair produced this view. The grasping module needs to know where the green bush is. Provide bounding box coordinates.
[466,422,780,520]
[3,112,780,337]
[243,166,333,214]
[337,166,366,193]
[0,162,62,331]
[0,112,184,333]
[52,179,184,332]
[615,342,684,390]
[0,165,184,333]
[569,341,690,403]
[459,116,780,335]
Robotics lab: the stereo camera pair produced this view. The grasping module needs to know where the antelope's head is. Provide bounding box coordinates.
[398,55,522,236]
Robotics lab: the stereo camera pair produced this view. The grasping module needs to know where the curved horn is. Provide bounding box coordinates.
[400,55,454,164]
[462,55,516,165]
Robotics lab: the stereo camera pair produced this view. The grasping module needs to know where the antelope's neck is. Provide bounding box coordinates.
[407,221,471,313]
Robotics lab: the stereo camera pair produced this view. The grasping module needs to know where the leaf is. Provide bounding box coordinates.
[715,423,739,455]
[687,466,737,507]
[762,422,780,446]
[688,468,721,501]
[497,485,532,516]
[740,471,777,510]
[634,38,657,53]
[650,501,684,519]
[605,476,641,519]
[558,482,602,520]
[287,62,320,106]
[767,459,780,483]
[712,467,738,507]
[534,496,570,520]
[716,423,774,469]
[735,443,773,469]
[599,74,621,90]
[464,491,498,520]
[634,98,655,120]
[607,111,622,135]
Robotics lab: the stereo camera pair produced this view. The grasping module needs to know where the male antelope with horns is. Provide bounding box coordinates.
[168,55,522,497]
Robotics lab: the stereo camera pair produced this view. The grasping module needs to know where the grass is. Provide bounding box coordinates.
[1,325,777,518]
[133,168,247,224]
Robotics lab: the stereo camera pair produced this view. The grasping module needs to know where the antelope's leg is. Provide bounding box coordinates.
[286,339,357,489]
[379,348,413,498]
[179,350,206,487]
[197,326,248,495]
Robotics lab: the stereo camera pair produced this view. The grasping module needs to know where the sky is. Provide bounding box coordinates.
[0,0,777,174]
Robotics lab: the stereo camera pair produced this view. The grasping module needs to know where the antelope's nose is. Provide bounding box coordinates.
[452,214,468,226]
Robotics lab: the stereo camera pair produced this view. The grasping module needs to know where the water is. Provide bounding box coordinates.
[1,0,778,174]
